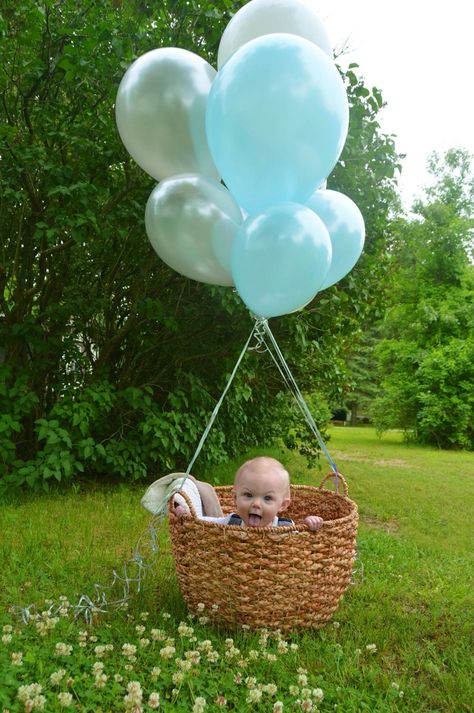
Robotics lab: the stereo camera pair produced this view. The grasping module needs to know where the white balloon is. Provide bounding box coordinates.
[116,48,219,181]
[145,175,242,286]
[218,0,333,68]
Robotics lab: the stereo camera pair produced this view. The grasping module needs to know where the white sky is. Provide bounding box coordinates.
[314,0,474,210]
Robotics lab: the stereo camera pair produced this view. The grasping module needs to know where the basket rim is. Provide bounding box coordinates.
[170,483,358,531]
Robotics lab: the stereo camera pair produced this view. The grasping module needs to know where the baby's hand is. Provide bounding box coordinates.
[304,515,323,531]
[174,504,188,517]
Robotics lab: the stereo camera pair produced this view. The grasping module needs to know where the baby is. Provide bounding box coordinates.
[174,456,323,531]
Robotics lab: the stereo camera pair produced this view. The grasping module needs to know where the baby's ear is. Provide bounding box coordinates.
[280,497,291,512]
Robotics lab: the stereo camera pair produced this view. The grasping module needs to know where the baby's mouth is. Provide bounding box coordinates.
[248,514,262,527]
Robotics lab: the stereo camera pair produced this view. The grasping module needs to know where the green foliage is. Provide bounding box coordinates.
[374,150,474,448]
[1,429,473,711]
[0,1,401,490]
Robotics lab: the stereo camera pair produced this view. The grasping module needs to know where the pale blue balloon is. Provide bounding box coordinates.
[232,203,332,318]
[206,33,348,215]
[306,189,365,289]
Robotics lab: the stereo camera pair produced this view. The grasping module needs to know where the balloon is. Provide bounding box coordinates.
[145,175,242,286]
[232,202,332,318]
[206,34,349,215]
[116,48,218,182]
[306,189,365,289]
[218,0,333,68]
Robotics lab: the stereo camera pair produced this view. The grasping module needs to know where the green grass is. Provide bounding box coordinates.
[1,428,473,712]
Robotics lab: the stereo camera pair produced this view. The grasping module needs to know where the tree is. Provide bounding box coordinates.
[0,0,401,490]
[374,149,474,448]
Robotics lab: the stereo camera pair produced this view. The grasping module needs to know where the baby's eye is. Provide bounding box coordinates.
[264,496,273,502]
[243,492,252,498]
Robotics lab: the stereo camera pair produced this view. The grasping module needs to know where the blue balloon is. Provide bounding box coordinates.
[306,190,365,289]
[206,33,349,215]
[232,203,332,318]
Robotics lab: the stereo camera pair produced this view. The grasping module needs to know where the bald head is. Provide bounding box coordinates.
[235,456,290,496]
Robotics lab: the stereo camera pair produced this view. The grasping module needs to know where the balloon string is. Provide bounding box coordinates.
[257,319,339,490]
[184,319,261,477]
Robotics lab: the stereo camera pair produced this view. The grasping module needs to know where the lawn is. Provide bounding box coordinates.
[1,427,473,712]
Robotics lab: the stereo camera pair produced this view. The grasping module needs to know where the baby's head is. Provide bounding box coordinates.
[233,456,291,527]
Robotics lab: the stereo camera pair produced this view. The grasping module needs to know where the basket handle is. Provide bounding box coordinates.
[318,471,349,496]
[168,488,199,519]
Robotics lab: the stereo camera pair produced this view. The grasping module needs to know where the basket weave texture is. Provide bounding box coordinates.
[168,473,358,630]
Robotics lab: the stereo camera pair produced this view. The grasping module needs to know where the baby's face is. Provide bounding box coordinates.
[234,466,290,528]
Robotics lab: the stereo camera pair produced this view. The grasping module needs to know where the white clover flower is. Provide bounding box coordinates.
[290,643,299,652]
[125,664,134,671]
[172,671,184,685]
[246,689,262,704]
[122,643,137,659]
[215,695,227,707]
[92,661,105,674]
[225,638,234,649]
[94,673,108,689]
[178,622,194,637]
[264,652,277,662]
[366,643,377,654]
[18,684,40,704]
[2,625,13,633]
[57,692,73,708]
[298,673,308,686]
[94,645,106,658]
[312,688,324,702]
[248,650,259,660]
[234,673,242,684]
[165,637,175,647]
[277,640,288,653]
[301,700,313,712]
[114,674,123,683]
[148,692,160,709]
[161,612,171,620]
[2,634,12,645]
[176,658,192,672]
[391,682,400,690]
[355,648,362,656]
[207,651,219,663]
[150,667,161,680]
[185,650,201,665]
[30,694,46,710]
[273,702,284,712]
[126,680,143,701]
[89,635,98,642]
[192,697,206,713]
[11,652,23,666]
[245,676,257,689]
[289,685,299,696]
[265,683,278,696]
[140,611,149,621]
[198,616,209,624]
[225,646,240,659]
[197,639,213,652]
[135,625,146,635]
[50,670,66,686]
[150,628,166,641]
[159,645,176,659]
[139,638,150,648]
[55,643,73,656]
[197,603,205,612]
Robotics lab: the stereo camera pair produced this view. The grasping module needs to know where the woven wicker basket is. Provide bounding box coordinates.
[168,473,358,630]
